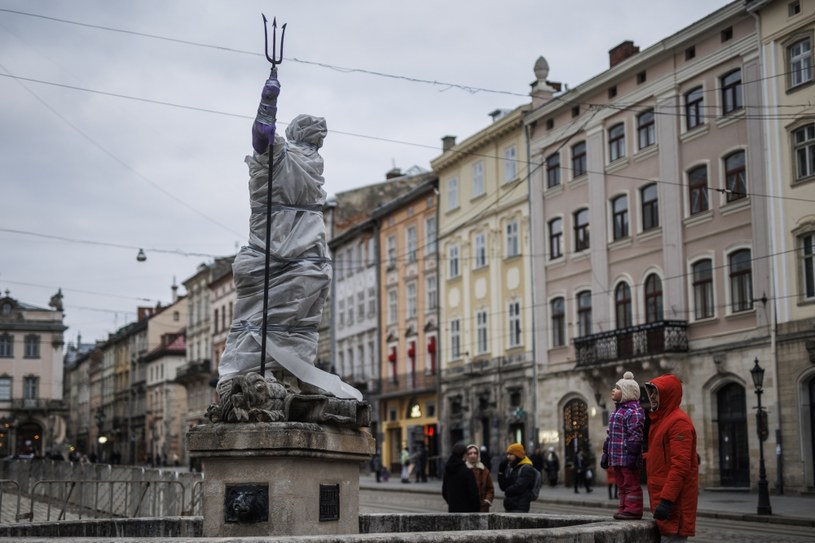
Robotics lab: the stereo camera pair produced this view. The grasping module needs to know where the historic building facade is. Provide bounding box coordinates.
[749,0,815,492]
[432,103,535,466]
[373,178,440,475]
[527,2,785,489]
[0,289,67,457]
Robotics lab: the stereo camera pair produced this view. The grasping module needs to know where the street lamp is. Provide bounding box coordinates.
[750,358,772,515]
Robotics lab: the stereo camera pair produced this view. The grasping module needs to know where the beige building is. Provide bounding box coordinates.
[527,2,783,489]
[431,103,535,463]
[749,0,815,492]
[0,289,67,457]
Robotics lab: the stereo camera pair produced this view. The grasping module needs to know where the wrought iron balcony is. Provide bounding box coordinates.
[11,398,68,412]
[573,320,688,367]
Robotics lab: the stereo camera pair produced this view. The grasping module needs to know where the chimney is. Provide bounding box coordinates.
[442,135,457,152]
[609,41,639,68]
[171,277,178,302]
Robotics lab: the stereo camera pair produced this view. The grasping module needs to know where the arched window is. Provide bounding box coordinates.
[725,151,747,202]
[644,274,663,323]
[615,283,632,329]
[729,249,753,312]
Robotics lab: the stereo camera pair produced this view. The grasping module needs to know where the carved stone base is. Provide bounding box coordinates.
[187,421,375,538]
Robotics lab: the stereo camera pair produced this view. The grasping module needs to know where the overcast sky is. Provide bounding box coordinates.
[0,0,732,346]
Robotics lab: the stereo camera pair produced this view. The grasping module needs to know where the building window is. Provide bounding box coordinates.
[612,195,629,240]
[426,275,437,310]
[24,334,40,359]
[608,85,618,98]
[449,245,460,278]
[407,282,417,318]
[637,110,655,149]
[447,177,459,210]
[504,145,518,182]
[476,310,488,354]
[508,301,522,348]
[790,0,801,16]
[685,46,696,60]
[637,71,647,84]
[729,249,753,313]
[357,291,365,321]
[338,299,345,327]
[641,183,659,231]
[368,287,376,316]
[644,274,663,323]
[572,141,587,178]
[450,319,461,359]
[789,37,812,88]
[0,377,11,401]
[549,218,563,259]
[574,208,590,251]
[425,217,437,255]
[615,283,632,329]
[577,291,592,337]
[692,259,714,320]
[0,334,12,358]
[474,233,487,269]
[506,220,520,258]
[721,26,733,42]
[688,165,709,215]
[388,289,398,325]
[346,296,354,325]
[725,151,747,201]
[472,161,485,197]
[546,118,554,130]
[406,226,417,263]
[608,123,626,162]
[721,69,742,115]
[685,86,704,130]
[387,235,397,267]
[802,233,815,300]
[572,105,580,118]
[551,297,565,347]
[23,376,39,401]
[794,123,815,180]
[546,153,561,188]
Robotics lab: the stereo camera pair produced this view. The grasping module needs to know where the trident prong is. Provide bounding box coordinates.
[262,14,286,67]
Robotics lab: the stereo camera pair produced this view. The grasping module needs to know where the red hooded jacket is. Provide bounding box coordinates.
[645,374,698,537]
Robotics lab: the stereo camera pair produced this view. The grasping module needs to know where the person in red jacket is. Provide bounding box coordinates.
[644,374,699,542]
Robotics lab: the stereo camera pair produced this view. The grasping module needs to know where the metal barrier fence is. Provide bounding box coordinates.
[0,461,204,524]
[28,479,193,522]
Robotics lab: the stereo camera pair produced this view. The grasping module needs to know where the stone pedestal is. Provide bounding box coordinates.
[187,421,375,538]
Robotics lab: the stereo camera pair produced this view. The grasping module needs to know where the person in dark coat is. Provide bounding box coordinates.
[497,442,537,513]
[441,443,481,513]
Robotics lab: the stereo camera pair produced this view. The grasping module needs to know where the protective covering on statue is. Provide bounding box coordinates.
[217,79,361,401]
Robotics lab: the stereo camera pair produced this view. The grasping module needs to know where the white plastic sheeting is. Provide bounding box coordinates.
[218,114,362,401]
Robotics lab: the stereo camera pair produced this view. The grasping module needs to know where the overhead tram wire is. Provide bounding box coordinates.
[2,70,811,208]
[3,8,813,114]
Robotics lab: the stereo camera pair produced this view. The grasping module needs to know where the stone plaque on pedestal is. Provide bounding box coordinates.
[187,421,374,538]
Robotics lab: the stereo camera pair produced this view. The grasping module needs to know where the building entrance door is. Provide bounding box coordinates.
[717,383,749,487]
[563,399,588,487]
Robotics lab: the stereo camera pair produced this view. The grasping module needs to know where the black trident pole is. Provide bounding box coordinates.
[259,15,286,378]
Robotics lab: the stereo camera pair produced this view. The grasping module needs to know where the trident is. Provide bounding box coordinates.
[259,14,286,378]
[262,14,286,67]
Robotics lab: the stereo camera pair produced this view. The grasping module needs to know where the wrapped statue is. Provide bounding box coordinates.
[208,67,366,426]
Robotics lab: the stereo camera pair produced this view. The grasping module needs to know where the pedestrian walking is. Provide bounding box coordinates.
[497,442,537,513]
[543,446,560,487]
[441,443,480,513]
[645,374,699,542]
[400,446,411,483]
[573,447,594,493]
[601,371,646,520]
[465,444,495,512]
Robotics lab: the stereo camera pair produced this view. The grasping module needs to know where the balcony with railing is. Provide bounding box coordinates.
[174,359,211,384]
[11,398,68,412]
[379,370,438,397]
[573,320,688,367]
